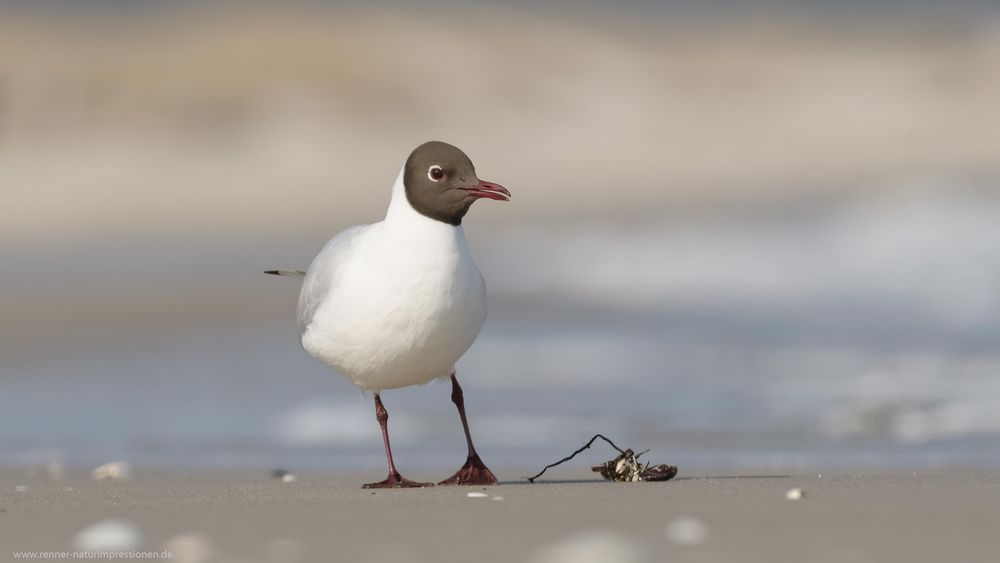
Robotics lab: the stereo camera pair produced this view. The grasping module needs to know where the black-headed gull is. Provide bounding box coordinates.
[268,141,510,488]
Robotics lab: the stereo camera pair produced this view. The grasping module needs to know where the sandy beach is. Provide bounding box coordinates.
[1,468,997,562]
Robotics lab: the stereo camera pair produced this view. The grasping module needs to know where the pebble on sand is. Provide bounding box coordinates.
[91,462,131,482]
[466,491,489,498]
[785,488,805,500]
[665,517,709,546]
[529,530,655,563]
[72,519,143,552]
[271,469,298,482]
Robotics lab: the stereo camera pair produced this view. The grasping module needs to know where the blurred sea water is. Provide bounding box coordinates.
[1,4,999,473]
[3,181,999,472]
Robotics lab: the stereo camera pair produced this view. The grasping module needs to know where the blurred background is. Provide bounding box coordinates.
[2,0,1000,474]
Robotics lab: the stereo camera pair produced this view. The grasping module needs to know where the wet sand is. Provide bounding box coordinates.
[1,469,997,562]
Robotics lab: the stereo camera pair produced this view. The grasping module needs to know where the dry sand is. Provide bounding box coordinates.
[1,468,997,562]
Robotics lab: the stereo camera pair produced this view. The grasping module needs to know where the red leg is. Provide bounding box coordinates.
[363,394,432,489]
[439,374,498,485]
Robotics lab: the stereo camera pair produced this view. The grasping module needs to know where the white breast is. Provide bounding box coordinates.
[300,171,488,391]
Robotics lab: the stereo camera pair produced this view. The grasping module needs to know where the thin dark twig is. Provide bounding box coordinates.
[527,434,626,483]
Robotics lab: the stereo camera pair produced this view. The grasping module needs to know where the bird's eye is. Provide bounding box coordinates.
[428,165,445,182]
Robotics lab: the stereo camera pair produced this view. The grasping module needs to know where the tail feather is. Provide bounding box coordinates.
[265,269,306,278]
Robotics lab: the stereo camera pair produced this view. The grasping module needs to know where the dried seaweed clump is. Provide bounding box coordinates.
[592,448,678,482]
[528,434,678,483]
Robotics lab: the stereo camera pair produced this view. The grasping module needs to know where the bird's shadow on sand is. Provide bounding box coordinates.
[501,475,790,486]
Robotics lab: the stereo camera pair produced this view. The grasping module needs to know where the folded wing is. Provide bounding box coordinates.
[296,225,369,335]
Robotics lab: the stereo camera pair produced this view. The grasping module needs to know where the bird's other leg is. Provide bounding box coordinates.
[363,393,433,489]
[438,374,499,485]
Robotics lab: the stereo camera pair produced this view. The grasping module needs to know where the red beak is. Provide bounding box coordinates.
[462,180,511,201]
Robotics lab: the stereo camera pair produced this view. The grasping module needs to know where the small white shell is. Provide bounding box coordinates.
[665,517,708,546]
[466,491,489,498]
[785,487,804,500]
[529,530,656,563]
[72,519,143,552]
[281,473,298,483]
[92,461,131,482]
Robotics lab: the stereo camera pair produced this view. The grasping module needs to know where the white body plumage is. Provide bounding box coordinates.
[298,169,488,391]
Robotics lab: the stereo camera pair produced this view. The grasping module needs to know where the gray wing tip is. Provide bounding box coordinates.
[265,269,306,278]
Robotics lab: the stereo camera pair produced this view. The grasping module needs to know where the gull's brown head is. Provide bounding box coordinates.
[403,141,510,226]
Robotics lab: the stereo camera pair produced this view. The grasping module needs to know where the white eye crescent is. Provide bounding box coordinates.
[428,165,445,182]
